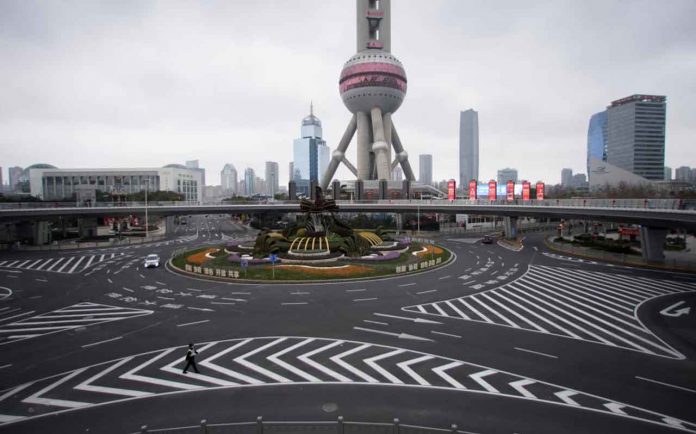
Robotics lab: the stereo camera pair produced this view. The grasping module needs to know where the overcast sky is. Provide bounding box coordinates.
[1,0,695,186]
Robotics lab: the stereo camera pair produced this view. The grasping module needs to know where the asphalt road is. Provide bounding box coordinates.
[0,215,695,434]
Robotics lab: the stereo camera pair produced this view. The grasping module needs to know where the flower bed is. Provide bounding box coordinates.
[186,248,220,265]
[227,254,280,265]
[416,245,444,258]
[275,264,372,277]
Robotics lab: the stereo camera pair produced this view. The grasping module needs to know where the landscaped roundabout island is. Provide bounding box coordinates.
[170,188,451,282]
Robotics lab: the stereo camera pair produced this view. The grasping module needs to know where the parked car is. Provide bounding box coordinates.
[143,254,160,268]
[481,235,495,244]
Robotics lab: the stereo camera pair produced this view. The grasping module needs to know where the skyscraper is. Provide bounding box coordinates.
[605,95,666,181]
[288,162,294,182]
[293,104,329,196]
[675,166,692,182]
[185,159,206,186]
[497,168,518,185]
[459,109,479,188]
[220,164,237,195]
[244,168,255,197]
[265,161,279,197]
[561,168,573,187]
[9,166,22,191]
[586,111,608,177]
[392,166,403,182]
[664,166,672,181]
[419,154,433,186]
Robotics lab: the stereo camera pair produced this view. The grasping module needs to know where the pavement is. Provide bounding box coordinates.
[0,215,695,433]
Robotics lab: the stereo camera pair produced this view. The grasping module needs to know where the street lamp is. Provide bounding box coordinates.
[144,178,149,239]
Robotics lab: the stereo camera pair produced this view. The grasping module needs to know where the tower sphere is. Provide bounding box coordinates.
[339,50,407,114]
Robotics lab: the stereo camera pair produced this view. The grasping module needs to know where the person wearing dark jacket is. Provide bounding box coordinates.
[182,343,200,374]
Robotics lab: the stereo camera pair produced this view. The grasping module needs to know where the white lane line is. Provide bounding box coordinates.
[438,275,451,280]
[82,336,123,348]
[155,281,166,285]
[346,288,366,292]
[363,320,388,326]
[0,311,36,323]
[0,364,11,370]
[416,289,438,295]
[157,296,175,300]
[514,347,559,359]
[5,275,18,279]
[210,302,236,305]
[635,376,696,394]
[34,278,48,283]
[107,278,113,284]
[139,274,145,278]
[177,319,210,327]
[398,283,416,287]
[122,287,134,293]
[281,302,308,305]
[431,330,462,339]
[353,298,378,302]
[228,291,248,295]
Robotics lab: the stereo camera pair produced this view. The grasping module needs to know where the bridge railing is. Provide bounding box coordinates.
[0,198,688,210]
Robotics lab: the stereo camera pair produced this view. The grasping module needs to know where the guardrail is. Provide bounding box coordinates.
[136,416,464,434]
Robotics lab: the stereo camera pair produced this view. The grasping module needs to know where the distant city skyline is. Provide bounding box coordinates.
[1,1,695,186]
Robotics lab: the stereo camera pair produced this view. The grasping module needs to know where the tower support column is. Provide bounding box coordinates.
[356,112,372,180]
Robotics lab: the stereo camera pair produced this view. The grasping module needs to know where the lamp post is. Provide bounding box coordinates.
[144,178,149,239]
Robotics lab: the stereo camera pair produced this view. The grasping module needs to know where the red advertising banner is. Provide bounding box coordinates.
[447,179,456,201]
[522,181,531,201]
[536,182,545,200]
[506,180,514,201]
[488,180,497,201]
[468,180,477,199]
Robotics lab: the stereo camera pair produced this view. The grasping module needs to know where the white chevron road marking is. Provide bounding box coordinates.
[469,369,499,393]
[298,340,351,382]
[234,338,292,383]
[396,355,434,386]
[268,338,321,382]
[329,343,378,383]
[604,402,627,415]
[161,343,238,387]
[200,339,264,385]
[23,369,91,408]
[509,379,536,399]
[121,349,203,391]
[364,349,405,384]
[432,361,466,389]
[76,357,154,397]
[555,390,580,406]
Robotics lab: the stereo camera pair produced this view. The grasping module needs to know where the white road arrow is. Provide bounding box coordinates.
[660,301,691,317]
[554,390,579,406]
[509,379,536,399]
[353,327,435,342]
[469,369,498,393]
[374,313,443,324]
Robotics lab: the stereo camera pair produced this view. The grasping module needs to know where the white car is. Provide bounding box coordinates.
[144,254,160,268]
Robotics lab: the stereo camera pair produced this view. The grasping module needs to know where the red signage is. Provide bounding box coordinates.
[488,180,497,201]
[468,180,477,199]
[536,182,545,200]
[522,181,531,201]
[619,227,640,237]
[447,179,456,201]
[506,180,514,201]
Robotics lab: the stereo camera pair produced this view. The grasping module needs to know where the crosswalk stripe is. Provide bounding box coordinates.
[34,258,54,271]
[82,255,95,270]
[458,298,491,323]
[444,300,469,320]
[5,261,20,267]
[45,258,64,271]
[483,291,546,332]
[477,293,519,328]
[67,257,85,273]
[56,257,75,273]
[24,259,43,270]
[16,260,31,268]
[530,270,635,314]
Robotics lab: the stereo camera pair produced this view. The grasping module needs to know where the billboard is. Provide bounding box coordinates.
[536,182,545,200]
[488,180,497,201]
[506,180,514,201]
[447,179,456,201]
[468,180,477,199]
[522,181,531,201]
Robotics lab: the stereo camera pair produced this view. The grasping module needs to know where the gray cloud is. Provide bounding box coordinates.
[1,0,694,185]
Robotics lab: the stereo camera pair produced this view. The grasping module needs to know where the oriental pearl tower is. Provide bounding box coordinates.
[320,0,416,190]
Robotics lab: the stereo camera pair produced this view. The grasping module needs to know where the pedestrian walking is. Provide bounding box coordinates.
[182,343,200,374]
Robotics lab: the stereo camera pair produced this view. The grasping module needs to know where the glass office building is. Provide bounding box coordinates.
[586,110,607,176]
[293,106,329,196]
